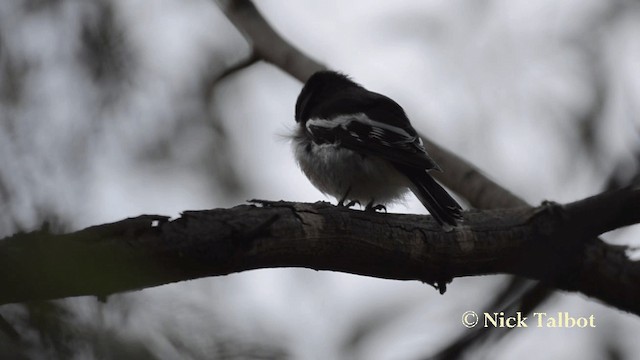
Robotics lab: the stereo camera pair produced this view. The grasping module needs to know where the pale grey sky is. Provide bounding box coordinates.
[1,0,639,359]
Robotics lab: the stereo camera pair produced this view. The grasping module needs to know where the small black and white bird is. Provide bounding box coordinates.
[292,70,463,230]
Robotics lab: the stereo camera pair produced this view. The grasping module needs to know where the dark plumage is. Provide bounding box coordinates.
[293,70,463,229]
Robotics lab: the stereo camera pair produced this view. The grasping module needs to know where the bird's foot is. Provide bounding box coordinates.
[365,202,387,213]
[338,186,352,207]
[338,199,360,209]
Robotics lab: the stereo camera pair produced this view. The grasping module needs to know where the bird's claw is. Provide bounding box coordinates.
[365,203,387,213]
[338,199,360,208]
[345,200,360,208]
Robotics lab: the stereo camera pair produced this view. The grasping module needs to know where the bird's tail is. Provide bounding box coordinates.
[406,170,463,231]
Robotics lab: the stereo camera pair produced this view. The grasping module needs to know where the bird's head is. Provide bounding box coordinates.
[295,70,359,123]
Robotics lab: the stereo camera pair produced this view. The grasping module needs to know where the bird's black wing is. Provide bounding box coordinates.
[304,89,440,171]
[303,84,462,227]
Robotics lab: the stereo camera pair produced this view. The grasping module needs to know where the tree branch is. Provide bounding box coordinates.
[218,0,325,82]
[1,189,638,314]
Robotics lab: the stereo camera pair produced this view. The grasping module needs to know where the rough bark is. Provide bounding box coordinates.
[1,189,638,314]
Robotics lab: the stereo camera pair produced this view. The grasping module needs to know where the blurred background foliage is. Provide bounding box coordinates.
[0,0,639,359]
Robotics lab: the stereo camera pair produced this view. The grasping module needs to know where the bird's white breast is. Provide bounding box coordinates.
[293,139,410,205]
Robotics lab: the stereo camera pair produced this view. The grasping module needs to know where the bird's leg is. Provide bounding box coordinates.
[344,200,360,208]
[337,187,360,208]
[365,200,387,213]
[338,186,352,207]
